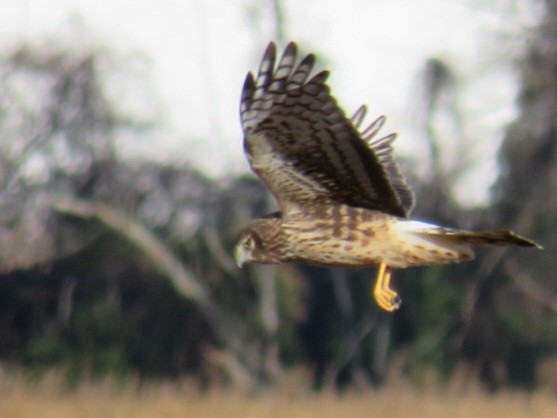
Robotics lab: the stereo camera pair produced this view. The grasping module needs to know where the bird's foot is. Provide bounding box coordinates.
[373,287,401,312]
[372,263,401,312]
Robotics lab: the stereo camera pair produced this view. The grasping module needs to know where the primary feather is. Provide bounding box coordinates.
[240,42,414,217]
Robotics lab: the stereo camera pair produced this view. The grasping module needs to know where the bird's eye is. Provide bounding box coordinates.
[246,236,256,250]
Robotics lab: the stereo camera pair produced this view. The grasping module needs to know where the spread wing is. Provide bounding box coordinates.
[240,42,414,218]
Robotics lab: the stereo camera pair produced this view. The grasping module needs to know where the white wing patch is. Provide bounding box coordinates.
[392,220,443,233]
[390,219,475,266]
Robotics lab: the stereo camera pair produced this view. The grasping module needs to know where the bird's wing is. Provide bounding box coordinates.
[240,42,414,217]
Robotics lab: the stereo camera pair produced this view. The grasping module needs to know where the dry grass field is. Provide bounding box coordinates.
[1,374,556,418]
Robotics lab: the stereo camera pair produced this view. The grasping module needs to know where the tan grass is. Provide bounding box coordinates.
[0,375,556,418]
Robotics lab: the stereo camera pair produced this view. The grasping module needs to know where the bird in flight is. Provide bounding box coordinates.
[234,42,541,312]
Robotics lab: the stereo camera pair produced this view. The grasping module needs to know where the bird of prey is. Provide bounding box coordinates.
[234,41,541,312]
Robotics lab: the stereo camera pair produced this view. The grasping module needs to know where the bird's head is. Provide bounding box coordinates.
[234,217,285,268]
[234,228,262,268]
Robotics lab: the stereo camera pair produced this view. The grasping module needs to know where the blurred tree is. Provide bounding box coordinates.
[458,0,557,390]
[0,45,116,272]
[0,41,302,390]
[385,3,557,389]
[1,0,555,391]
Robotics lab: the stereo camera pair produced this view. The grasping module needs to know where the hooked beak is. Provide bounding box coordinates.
[234,244,247,268]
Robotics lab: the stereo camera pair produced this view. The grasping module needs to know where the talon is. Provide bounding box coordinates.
[391,294,402,310]
[372,263,401,312]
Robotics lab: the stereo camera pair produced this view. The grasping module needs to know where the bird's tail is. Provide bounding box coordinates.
[391,220,542,267]
[419,229,542,248]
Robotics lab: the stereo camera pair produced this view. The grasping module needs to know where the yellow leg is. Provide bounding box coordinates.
[372,263,401,312]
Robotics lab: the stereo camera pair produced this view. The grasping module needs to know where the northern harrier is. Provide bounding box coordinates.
[234,42,540,312]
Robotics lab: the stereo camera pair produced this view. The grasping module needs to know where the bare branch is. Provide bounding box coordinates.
[56,276,77,326]
[49,196,209,303]
[458,196,542,345]
[201,226,237,275]
[49,195,269,386]
[205,348,254,389]
[270,0,286,45]
[504,259,557,312]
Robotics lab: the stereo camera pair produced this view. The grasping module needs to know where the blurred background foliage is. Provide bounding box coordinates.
[0,0,556,394]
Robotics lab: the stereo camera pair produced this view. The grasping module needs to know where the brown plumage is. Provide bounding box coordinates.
[234,42,541,312]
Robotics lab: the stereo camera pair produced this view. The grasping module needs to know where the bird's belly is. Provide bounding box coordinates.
[282,206,471,268]
[285,225,469,269]
[287,227,414,268]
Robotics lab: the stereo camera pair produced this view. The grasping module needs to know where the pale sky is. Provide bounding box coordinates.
[0,0,541,206]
